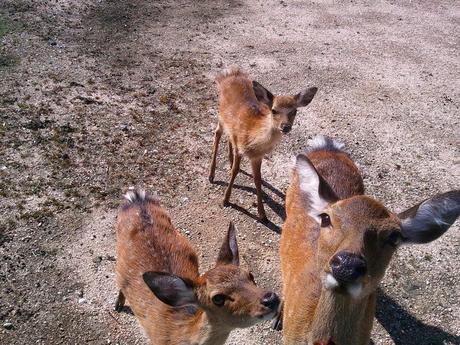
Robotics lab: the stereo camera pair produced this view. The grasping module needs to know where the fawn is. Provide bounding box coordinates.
[278,135,460,345]
[209,68,317,221]
[314,339,336,345]
[115,190,280,345]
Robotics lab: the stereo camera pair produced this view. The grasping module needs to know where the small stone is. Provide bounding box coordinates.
[78,298,86,304]
[3,322,13,330]
[120,124,129,131]
[92,256,102,264]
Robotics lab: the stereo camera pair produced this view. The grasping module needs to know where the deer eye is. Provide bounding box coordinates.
[248,272,256,284]
[385,231,402,247]
[319,213,331,227]
[211,294,226,307]
[271,108,279,115]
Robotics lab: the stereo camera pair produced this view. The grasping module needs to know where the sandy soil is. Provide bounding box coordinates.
[0,0,459,344]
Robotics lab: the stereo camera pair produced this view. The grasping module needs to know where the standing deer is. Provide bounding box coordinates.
[278,135,460,345]
[115,190,280,345]
[209,68,318,221]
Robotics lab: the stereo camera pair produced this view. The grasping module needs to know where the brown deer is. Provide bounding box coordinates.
[115,190,280,345]
[278,135,460,345]
[314,338,337,345]
[208,68,317,221]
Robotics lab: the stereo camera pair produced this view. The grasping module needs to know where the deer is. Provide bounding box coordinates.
[115,189,281,345]
[208,67,318,221]
[314,339,337,345]
[277,135,460,345]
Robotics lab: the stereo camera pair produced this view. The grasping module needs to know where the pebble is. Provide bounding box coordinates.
[78,298,86,304]
[3,322,13,330]
[92,256,102,264]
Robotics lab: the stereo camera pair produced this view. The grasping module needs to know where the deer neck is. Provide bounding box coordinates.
[309,288,376,345]
[185,311,231,345]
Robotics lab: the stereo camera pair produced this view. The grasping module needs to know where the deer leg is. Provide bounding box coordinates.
[223,150,241,207]
[228,140,234,169]
[114,290,125,312]
[209,123,223,183]
[251,157,267,221]
[271,300,284,331]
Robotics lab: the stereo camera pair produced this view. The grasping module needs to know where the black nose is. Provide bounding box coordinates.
[330,251,367,283]
[281,124,292,133]
[261,292,280,310]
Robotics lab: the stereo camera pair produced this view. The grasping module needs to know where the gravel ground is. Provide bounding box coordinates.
[0,1,458,344]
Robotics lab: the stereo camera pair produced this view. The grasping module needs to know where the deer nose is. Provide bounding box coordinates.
[330,252,367,283]
[261,292,280,310]
[281,124,292,133]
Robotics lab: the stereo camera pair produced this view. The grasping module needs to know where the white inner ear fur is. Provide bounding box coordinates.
[296,156,329,223]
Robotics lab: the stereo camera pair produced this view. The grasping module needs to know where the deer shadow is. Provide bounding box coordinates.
[212,175,285,232]
[114,305,134,316]
[376,289,460,345]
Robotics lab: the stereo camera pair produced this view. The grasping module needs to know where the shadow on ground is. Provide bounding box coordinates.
[376,290,460,345]
[212,174,285,234]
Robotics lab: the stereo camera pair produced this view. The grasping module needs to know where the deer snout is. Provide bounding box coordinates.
[280,123,292,134]
[261,291,280,311]
[330,252,367,283]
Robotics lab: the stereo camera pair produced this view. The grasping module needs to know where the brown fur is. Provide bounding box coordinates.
[209,67,317,220]
[280,147,399,345]
[280,139,460,344]
[116,192,278,345]
[314,338,337,345]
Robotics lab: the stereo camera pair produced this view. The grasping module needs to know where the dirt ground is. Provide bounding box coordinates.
[0,0,459,344]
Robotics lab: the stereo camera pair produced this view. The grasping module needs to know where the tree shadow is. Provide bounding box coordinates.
[376,289,460,345]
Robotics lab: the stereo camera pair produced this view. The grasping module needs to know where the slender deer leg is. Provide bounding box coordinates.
[223,150,241,207]
[114,290,126,312]
[209,123,223,183]
[251,157,267,221]
[271,300,284,331]
[228,140,234,169]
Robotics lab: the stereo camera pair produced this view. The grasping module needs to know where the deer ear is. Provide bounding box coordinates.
[399,190,460,244]
[143,272,197,307]
[216,222,240,266]
[252,80,274,108]
[294,87,318,107]
[295,154,338,222]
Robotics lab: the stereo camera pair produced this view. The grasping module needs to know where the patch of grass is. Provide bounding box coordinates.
[0,16,9,38]
[20,208,53,222]
[0,14,21,38]
[0,53,20,69]
[41,197,65,210]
